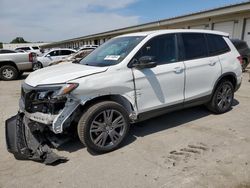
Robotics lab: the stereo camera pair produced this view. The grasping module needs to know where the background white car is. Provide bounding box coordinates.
[15,46,42,55]
[34,48,76,70]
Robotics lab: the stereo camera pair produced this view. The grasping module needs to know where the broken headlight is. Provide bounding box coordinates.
[34,83,79,100]
[51,83,79,98]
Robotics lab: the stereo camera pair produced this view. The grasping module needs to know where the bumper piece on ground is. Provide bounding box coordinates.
[5,113,68,165]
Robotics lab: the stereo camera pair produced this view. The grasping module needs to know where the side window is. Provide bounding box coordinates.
[60,50,74,56]
[49,50,60,56]
[135,34,177,65]
[182,33,208,60]
[206,34,230,56]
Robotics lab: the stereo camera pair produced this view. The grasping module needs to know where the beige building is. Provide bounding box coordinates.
[42,1,250,49]
[3,43,49,50]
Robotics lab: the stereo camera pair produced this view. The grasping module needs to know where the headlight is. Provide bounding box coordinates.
[52,83,79,98]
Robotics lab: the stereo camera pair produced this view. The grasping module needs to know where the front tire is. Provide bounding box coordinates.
[0,65,19,80]
[78,101,130,153]
[207,80,234,114]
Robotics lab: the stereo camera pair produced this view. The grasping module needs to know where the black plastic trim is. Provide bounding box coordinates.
[137,95,211,122]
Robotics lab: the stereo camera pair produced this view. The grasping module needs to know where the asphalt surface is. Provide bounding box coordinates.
[0,71,250,188]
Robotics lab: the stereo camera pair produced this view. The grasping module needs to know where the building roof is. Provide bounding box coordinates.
[42,1,250,47]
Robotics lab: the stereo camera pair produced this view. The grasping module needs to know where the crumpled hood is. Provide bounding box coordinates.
[25,63,108,87]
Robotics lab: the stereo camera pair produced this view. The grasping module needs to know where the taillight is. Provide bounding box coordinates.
[29,52,36,62]
[237,56,243,65]
[29,53,33,62]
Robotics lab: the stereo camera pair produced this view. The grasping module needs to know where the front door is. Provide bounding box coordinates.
[131,34,185,113]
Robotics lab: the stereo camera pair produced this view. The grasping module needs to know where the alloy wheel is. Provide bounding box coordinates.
[2,68,14,79]
[216,84,233,111]
[90,109,126,148]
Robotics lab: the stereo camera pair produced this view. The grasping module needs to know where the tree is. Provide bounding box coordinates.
[0,42,2,49]
[10,37,28,44]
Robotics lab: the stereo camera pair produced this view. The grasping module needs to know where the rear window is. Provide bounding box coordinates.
[182,33,208,60]
[16,47,31,51]
[206,34,230,56]
[32,46,39,50]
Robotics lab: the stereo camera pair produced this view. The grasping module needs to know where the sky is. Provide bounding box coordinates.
[0,0,248,43]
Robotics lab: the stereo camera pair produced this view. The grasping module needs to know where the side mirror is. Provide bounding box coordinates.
[133,56,157,69]
[46,54,51,57]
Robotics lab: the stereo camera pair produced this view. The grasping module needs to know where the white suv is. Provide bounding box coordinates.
[6,30,242,161]
[34,48,76,70]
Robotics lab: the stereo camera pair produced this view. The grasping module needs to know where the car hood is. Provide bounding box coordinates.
[25,63,108,87]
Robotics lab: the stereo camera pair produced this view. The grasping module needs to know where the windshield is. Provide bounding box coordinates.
[80,36,145,67]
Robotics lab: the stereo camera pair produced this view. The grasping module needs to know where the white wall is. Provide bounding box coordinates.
[2,43,49,50]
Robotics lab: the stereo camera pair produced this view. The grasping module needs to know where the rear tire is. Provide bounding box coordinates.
[242,59,249,72]
[77,101,130,153]
[33,62,43,71]
[206,80,234,114]
[0,65,19,80]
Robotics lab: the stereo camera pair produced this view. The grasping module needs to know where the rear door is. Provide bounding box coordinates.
[181,33,221,102]
[132,34,185,113]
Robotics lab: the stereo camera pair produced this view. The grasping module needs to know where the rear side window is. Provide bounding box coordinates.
[135,34,177,65]
[0,50,16,53]
[182,33,208,60]
[60,50,74,56]
[206,34,230,56]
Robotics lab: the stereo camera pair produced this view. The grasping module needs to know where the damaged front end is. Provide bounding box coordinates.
[5,83,80,165]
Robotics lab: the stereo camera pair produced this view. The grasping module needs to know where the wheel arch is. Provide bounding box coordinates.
[213,72,237,94]
[0,61,18,70]
[80,94,136,120]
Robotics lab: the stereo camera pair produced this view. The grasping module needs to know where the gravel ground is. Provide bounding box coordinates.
[0,71,250,188]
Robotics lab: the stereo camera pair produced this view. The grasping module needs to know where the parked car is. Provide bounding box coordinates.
[15,46,42,55]
[48,47,95,66]
[231,39,250,71]
[34,48,76,70]
[0,52,36,80]
[6,30,242,163]
[79,45,98,50]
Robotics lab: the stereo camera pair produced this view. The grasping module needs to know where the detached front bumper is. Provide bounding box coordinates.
[5,113,67,165]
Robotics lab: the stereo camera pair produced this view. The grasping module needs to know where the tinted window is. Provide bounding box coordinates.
[60,50,74,56]
[0,49,16,54]
[207,34,230,56]
[32,46,39,50]
[182,33,207,60]
[135,34,177,65]
[16,47,31,51]
[49,50,60,56]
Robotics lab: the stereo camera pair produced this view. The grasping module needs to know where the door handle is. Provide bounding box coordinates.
[174,67,184,73]
[209,61,217,66]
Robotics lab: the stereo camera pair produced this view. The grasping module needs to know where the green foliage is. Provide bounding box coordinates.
[10,37,28,44]
[0,42,2,49]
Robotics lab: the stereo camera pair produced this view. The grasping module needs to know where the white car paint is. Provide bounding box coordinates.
[24,29,242,127]
[25,63,108,87]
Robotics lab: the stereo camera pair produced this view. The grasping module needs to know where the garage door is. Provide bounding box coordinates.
[244,18,250,46]
[190,25,207,29]
[213,21,236,38]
